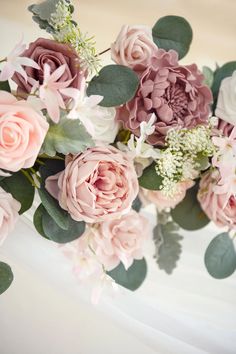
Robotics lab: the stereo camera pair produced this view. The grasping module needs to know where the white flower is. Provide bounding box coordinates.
[68,81,119,143]
[215,70,236,126]
[0,38,39,82]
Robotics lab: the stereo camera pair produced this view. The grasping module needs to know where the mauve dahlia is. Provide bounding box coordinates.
[116,49,213,145]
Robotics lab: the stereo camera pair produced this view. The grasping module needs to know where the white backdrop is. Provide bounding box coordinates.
[0,1,236,353]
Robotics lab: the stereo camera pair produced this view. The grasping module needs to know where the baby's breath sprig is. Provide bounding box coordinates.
[155,125,215,196]
[49,0,101,75]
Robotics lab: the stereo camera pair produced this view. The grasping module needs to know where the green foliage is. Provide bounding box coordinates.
[108,258,147,291]
[205,233,236,279]
[87,65,139,107]
[0,171,35,214]
[152,16,193,59]
[138,162,162,190]
[171,183,209,230]
[211,61,236,110]
[33,204,49,239]
[42,209,85,243]
[41,118,94,157]
[202,66,214,88]
[0,262,13,295]
[154,217,183,274]
[132,196,142,212]
[0,79,11,92]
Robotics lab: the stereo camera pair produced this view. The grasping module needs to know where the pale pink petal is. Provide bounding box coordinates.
[0,63,14,81]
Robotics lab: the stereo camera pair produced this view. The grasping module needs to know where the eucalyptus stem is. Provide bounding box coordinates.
[98,48,111,56]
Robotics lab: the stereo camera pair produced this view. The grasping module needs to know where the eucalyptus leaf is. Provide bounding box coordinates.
[138,162,162,190]
[107,258,147,291]
[42,118,94,157]
[42,210,85,243]
[0,171,35,214]
[202,66,214,88]
[87,65,139,107]
[152,16,193,59]
[33,204,49,239]
[0,262,14,295]
[171,183,209,230]
[39,159,65,185]
[154,221,183,274]
[38,187,69,230]
[205,233,236,279]
[28,0,60,21]
[132,196,142,212]
[0,79,11,92]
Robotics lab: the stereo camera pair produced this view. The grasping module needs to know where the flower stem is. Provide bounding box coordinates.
[39,154,64,161]
[21,169,38,188]
[0,58,6,64]
[97,48,111,56]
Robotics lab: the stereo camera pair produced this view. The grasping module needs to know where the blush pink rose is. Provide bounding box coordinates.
[13,38,85,95]
[0,91,49,172]
[140,180,194,211]
[91,210,149,270]
[0,187,20,245]
[197,170,236,230]
[46,146,139,223]
[111,25,158,69]
[116,49,213,146]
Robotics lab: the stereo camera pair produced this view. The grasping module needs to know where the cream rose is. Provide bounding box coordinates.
[0,187,20,245]
[92,210,149,270]
[46,146,139,223]
[111,25,157,68]
[215,71,236,126]
[0,91,49,172]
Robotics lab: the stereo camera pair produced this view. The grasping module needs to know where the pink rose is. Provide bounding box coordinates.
[140,180,194,211]
[198,170,236,230]
[0,91,49,172]
[13,38,85,95]
[116,49,213,145]
[91,210,149,270]
[0,187,20,245]
[46,146,139,223]
[111,25,158,69]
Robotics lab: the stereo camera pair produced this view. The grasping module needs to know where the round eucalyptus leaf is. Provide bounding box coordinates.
[0,262,14,295]
[211,61,236,106]
[138,162,162,190]
[33,204,49,239]
[42,211,85,244]
[107,258,147,291]
[171,183,209,230]
[87,65,139,107]
[152,16,193,59]
[205,233,236,279]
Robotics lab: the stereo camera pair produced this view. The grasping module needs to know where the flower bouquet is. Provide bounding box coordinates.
[0,0,236,300]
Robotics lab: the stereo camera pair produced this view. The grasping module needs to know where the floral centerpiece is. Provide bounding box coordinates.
[0,0,236,300]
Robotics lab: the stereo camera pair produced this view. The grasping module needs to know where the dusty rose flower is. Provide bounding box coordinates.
[140,180,194,211]
[0,187,20,245]
[92,210,149,270]
[111,25,158,69]
[46,146,139,223]
[13,38,85,95]
[197,170,236,230]
[116,49,212,145]
[0,91,49,172]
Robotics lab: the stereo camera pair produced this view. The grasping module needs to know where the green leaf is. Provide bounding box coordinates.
[38,187,69,230]
[0,79,11,92]
[33,204,49,239]
[138,162,162,190]
[42,210,85,243]
[205,233,236,279]
[202,66,214,88]
[152,16,193,60]
[0,171,35,214]
[212,61,236,107]
[107,258,147,291]
[87,65,139,107]
[39,159,65,185]
[132,196,142,212]
[171,183,209,230]
[41,118,94,157]
[0,262,14,295]
[154,221,183,274]
[28,0,60,21]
